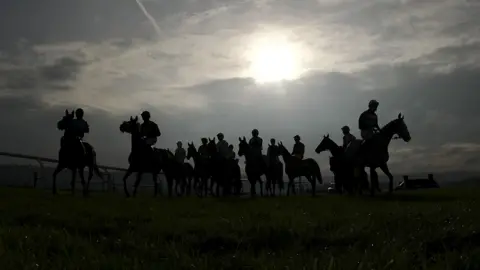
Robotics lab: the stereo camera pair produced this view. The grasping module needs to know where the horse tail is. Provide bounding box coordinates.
[91,149,103,179]
[312,160,323,185]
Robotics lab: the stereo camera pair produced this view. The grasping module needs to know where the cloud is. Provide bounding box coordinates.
[0,0,479,173]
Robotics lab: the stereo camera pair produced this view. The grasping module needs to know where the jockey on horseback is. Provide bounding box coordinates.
[58,108,89,157]
[216,133,230,159]
[72,108,90,154]
[249,129,263,155]
[341,126,356,150]
[359,100,380,143]
[249,129,266,169]
[292,135,305,159]
[267,138,280,164]
[175,141,186,164]
[140,111,161,154]
[198,138,209,159]
[228,144,236,160]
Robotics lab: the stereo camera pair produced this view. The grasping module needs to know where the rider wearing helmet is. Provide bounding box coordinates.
[267,138,280,164]
[140,111,161,147]
[198,138,209,159]
[248,129,263,157]
[175,141,186,164]
[228,144,236,160]
[72,108,90,139]
[216,133,230,159]
[359,100,380,141]
[292,135,305,159]
[341,125,356,149]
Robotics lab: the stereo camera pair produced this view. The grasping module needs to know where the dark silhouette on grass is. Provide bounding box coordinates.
[266,138,284,196]
[337,113,411,196]
[207,137,241,196]
[119,116,161,197]
[164,148,195,196]
[315,135,369,194]
[238,136,267,197]
[53,109,103,196]
[277,142,323,196]
[291,135,305,159]
[186,142,211,197]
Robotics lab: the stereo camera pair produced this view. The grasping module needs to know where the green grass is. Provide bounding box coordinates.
[0,188,479,269]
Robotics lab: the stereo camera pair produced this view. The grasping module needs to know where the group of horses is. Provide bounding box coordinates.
[51,110,411,198]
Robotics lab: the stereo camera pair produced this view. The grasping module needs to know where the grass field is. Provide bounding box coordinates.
[0,188,479,269]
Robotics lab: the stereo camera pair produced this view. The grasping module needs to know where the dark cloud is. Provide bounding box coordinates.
[0,56,83,93]
[40,57,83,82]
[0,0,479,173]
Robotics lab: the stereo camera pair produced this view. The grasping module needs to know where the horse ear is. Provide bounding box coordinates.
[238,137,242,141]
[130,116,133,121]
[398,113,404,119]
[65,109,69,115]
[134,116,138,121]
[326,133,329,138]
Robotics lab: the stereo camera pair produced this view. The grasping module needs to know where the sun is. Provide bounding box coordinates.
[246,33,305,84]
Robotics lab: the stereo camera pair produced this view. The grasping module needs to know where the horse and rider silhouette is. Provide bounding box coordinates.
[53,109,103,197]
[54,100,411,198]
[315,100,411,196]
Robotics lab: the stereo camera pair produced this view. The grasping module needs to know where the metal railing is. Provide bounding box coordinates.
[0,151,131,191]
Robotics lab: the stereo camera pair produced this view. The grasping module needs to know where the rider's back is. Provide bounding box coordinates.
[70,119,89,138]
[267,145,280,162]
[358,110,377,130]
[140,121,161,138]
[216,140,229,159]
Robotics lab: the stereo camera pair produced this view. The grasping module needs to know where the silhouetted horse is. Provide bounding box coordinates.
[237,137,267,197]
[266,146,284,196]
[277,142,323,196]
[119,116,161,197]
[186,143,211,197]
[315,135,369,194]
[352,113,411,195]
[53,110,103,196]
[165,148,195,196]
[206,138,240,196]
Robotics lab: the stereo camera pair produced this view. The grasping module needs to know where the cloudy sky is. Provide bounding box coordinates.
[1,0,479,174]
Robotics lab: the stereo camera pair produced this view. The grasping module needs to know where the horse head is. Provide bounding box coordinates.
[382,113,411,142]
[119,116,139,135]
[277,141,288,155]
[315,133,337,154]
[237,136,249,157]
[57,109,75,132]
[186,142,196,160]
[207,138,217,155]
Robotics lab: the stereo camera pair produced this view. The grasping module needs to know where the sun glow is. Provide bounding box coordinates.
[246,33,306,84]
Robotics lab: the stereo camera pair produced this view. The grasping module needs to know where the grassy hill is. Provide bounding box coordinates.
[0,187,479,269]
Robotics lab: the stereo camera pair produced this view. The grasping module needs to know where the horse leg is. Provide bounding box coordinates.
[272,176,276,197]
[167,176,174,198]
[133,172,143,197]
[307,175,315,197]
[287,176,294,196]
[249,175,256,197]
[70,168,77,195]
[369,168,379,197]
[152,173,158,197]
[122,168,134,197]
[259,175,264,197]
[78,167,87,197]
[379,163,394,194]
[52,164,66,195]
[87,165,94,195]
